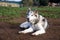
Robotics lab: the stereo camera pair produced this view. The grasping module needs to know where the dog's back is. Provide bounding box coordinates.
[39,15,48,29]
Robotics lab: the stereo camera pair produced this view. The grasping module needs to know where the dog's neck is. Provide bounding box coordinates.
[33,15,40,25]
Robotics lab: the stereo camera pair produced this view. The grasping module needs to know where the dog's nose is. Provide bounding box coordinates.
[27,18,29,22]
[27,18,29,21]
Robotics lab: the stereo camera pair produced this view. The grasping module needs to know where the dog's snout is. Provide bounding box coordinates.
[27,18,29,21]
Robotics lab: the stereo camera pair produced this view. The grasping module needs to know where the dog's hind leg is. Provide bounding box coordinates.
[32,25,45,35]
[20,21,31,29]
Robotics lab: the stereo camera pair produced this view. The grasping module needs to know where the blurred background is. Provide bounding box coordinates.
[0,0,60,22]
[0,0,60,40]
[0,0,60,7]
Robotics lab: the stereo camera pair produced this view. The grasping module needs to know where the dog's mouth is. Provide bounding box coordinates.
[27,18,30,22]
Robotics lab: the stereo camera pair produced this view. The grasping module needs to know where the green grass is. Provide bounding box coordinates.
[0,6,60,22]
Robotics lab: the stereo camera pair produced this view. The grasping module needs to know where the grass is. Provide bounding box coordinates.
[0,6,60,22]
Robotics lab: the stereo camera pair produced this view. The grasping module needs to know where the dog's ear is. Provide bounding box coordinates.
[26,8,31,14]
[34,9,38,14]
[28,8,31,11]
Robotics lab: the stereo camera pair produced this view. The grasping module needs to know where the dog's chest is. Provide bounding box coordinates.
[31,24,40,30]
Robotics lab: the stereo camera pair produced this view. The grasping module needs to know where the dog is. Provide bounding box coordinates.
[18,8,48,36]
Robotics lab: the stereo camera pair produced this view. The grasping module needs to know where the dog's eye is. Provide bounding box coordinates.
[35,15,37,17]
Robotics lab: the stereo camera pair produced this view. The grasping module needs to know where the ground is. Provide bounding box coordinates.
[0,17,60,40]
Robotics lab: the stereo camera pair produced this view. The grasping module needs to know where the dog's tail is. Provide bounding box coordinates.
[43,18,48,30]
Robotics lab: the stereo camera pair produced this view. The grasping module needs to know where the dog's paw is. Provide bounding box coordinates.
[18,31,22,33]
[18,31,27,34]
[32,33,39,36]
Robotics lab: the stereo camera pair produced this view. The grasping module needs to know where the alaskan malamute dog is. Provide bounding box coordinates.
[19,8,48,36]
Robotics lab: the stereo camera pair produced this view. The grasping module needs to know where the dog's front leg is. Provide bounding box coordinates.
[19,27,33,34]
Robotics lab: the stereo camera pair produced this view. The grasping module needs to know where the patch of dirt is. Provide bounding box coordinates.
[0,18,60,40]
[9,17,26,23]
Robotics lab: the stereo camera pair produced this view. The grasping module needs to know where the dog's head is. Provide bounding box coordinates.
[26,8,40,24]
